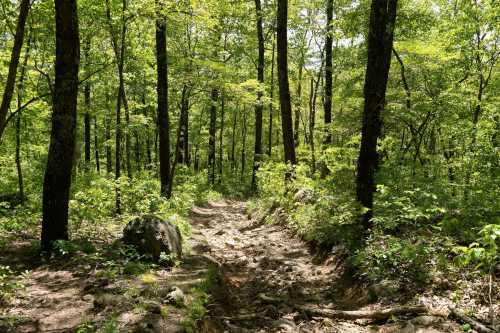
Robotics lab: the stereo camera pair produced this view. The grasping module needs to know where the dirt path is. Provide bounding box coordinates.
[188,200,462,333]
[0,200,464,332]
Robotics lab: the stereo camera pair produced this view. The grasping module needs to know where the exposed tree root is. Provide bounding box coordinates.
[449,307,495,333]
[259,293,427,320]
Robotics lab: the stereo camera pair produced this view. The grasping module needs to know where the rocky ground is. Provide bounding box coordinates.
[0,200,495,332]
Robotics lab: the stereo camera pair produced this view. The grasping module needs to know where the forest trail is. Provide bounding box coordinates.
[188,200,462,333]
[0,200,464,333]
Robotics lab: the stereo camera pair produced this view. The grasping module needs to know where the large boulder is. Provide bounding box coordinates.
[123,215,182,261]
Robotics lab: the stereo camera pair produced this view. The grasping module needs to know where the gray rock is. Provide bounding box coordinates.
[293,188,315,204]
[165,286,185,305]
[123,215,182,262]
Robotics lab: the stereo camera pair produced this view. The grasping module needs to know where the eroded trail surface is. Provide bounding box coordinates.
[189,200,461,333]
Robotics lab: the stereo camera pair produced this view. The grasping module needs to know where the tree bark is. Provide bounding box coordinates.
[0,0,31,141]
[94,116,100,173]
[83,37,91,169]
[252,0,265,190]
[356,0,398,228]
[208,88,218,184]
[105,96,112,174]
[268,37,275,157]
[41,0,80,252]
[218,95,225,184]
[156,0,171,198]
[276,0,296,166]
[323,0,334,145]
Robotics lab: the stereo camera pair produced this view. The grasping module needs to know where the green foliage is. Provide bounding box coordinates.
[352,234,431,285]
[453,224,500,274]
[0,265,29,305]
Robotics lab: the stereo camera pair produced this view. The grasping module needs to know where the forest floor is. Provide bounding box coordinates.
[0,200,491,332]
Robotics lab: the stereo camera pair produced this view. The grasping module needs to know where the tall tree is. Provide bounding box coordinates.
[41,0,80,252]
[356,0,398,228]
[83,37,91,169]
[276,0,296,166]
[251,0,265,190]
[0,0,31,141]
[323,0,334,145]
[156,0,171,197]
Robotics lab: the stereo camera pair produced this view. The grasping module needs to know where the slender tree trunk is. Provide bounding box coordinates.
[218,95,225,183]
[0,0,31,141]
[356,0,398,228]
[15,25,32,204]
[178,84,190,165]
[231,109,237,170]
[323,0,334,145]
[294,61,303,147]
[41,0,80,252]
[310,54,325,173]
[252,0,265,190]
[241,109,248,180]
[105,98,112,174]
[156,0,171,197]
[105,0,128,213]
[277,0,296,166]
[268,37,275,157]
[83,37,91,169]
[142,93,152,169]
[84,87,91,167]
[208,88,218,184]
[94,116,100,173]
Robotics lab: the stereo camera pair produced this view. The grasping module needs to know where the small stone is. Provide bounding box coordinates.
[82,294,94,303]
[165,286,185,305]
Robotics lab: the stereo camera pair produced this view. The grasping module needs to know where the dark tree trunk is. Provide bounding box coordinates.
[105,98,112,174]
[156,1,171,197]
[276,0,296,166]
[83,37,91,169]
[178,84,190,165]
[105,0,128,213]
[208,88,218,185]
[252,0,265,190]
[231,109,237,170]
[323,0,334,145]
[268,37,275,157]
[241,109,248,180]
[0,0,31,141]
[310,52,325,173]
[294,62,303,147]
[135,132,140,172]
[15,26,31,204]
[41,0,80,252]
[218,95,225,183]
[94,116,100,173]
[84,86,91,167]
[356,0,398,228]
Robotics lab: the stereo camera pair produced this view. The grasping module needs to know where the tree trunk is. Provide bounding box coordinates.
[241,109,248,180]
[83,38,91,169]
[276,0,296,166]
[231,109,237,170]
[94,116,100,173]
[355,0,398,228]
[218,95,225,184]
[323,0,334,145]
[15,25,32,204]
[0,0,31,141]
[268,37,275,157]
[105,98,112,174]
[41,0,80,252]
[105,0,128,213]
[208,88,218,184]
[252,0,265,190]
[156,0,171,198]
[178,84,190,165]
